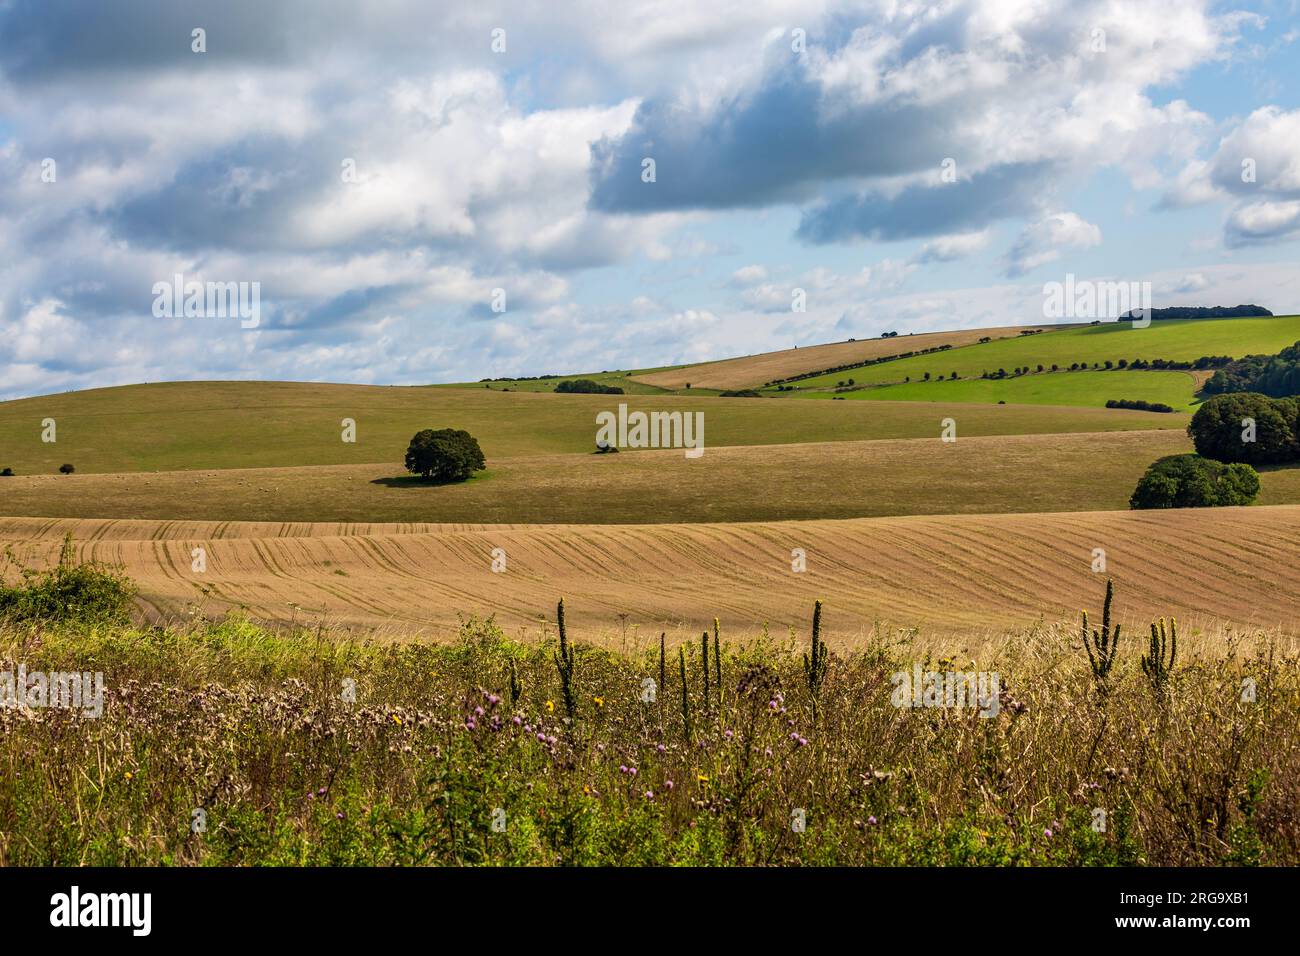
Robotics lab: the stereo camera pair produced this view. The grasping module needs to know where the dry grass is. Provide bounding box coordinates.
[4,505,1299,642]
[0,429,1213,524]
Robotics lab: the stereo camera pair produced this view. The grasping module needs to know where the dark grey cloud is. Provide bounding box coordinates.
[0,0,297,81]
[588,54,957,215]
[796,161,1054,244]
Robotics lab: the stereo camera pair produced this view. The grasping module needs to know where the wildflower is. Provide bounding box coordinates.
[545,700,555,713]
[696,773,709,784]
[656,743,666,753]
[723,729,734,739]
[486,693,500,706]
[644,791,654,801]
[317,787,327,796]
[123,771,134,781]
[474,706,485,717]
[536,733,547,743]
[336,812,345,820]
[868,816,877,825]
[391,714,402,725]
[1043,828,1053,838]
[593,696,604,708]
[664,780,674,791]
[512,715,522,726]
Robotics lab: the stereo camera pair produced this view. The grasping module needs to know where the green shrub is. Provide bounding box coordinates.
[1106,399,1174,413]
[1188,392,1298,465]
[403,428,486,482]
[0,537,135,624]
[1129,454,1260,510]
[554,379,623,395]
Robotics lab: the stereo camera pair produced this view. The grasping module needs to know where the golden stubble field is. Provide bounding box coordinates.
[4,505,1299,646]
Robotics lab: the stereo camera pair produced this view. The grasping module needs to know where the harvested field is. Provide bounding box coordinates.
[4,506,1299,644]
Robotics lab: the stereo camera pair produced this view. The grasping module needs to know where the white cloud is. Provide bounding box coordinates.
[1004,213,1102,277]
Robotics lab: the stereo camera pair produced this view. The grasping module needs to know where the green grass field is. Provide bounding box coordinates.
[0,380,1181,476]
[801,370,1201,411]
[780,316,1300,394]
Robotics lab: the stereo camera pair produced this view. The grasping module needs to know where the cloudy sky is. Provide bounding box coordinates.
[2,0,1299,399]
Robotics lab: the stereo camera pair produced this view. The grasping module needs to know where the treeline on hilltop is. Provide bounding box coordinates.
[1203,341,1300,398]
[1119,305,1273,321]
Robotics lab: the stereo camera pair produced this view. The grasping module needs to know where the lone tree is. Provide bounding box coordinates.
[58,463,75,475]
[404,429,485,482]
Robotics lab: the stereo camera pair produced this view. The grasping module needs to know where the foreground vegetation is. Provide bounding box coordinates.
[1,573,1295,865]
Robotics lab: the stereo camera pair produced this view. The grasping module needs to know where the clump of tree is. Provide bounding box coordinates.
[554,379,623,395]
[1203,341,1300,398]
[1188,393,1300,465]
[1129,454,1260,510]
[404,428,486,482]
[0,467,12,477]
[1120,305,1272,321]
[58,464,75,474]
[719,389,763,397]
[1106,399,1175,413]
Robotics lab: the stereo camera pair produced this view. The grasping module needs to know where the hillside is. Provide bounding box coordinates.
[783,315,1300,393]
[0,430,1233,523]
[0,379,1176,475]
[628,324,1056,390]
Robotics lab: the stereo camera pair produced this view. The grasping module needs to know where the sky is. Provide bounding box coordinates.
[1,0,1299,400]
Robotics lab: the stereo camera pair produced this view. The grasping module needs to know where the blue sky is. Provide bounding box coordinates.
[1,0,1299,399]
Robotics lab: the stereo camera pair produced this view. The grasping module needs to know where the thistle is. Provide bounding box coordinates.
[553,598,576,719]
[679,646,692,742]
[701,631,710,714]
[713,618,722,707]
[508,658,522,708]
[803,600,828,716]
[1081,579,1122,689]
[1142,617,1177,694]
[658,632,666,707]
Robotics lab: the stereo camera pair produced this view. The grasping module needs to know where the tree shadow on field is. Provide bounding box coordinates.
[370,472,490,489]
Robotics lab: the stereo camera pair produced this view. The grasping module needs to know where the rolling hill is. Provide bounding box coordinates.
[0,379,1179,476]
